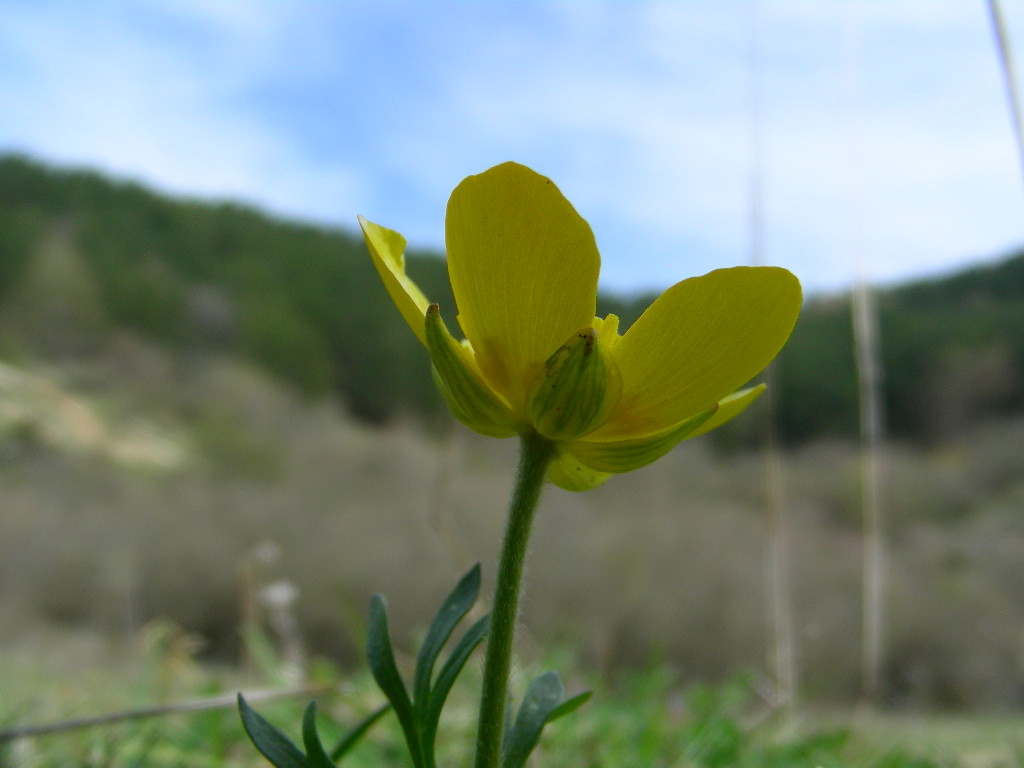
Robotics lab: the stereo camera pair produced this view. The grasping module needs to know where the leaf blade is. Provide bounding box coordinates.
[421,613,489,754]
[237,694,309,768]
[413,564,481,711]
[501,671,573,768]
[366,594,424,767]
[301,702,337,768]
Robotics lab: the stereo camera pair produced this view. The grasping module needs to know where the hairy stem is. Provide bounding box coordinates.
[474,432,556,768]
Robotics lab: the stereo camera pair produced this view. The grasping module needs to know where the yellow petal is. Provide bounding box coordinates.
[592,314,622,354]
[359,215,431,345]
[445,162,600,412]
[596,266,800,438]
[425,305,518,438]
[547,449,612,492]
[564,407,717,474]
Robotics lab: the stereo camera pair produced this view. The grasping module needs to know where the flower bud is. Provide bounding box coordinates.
[528,327,621,441]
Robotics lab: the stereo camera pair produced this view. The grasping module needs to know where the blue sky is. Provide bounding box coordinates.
[2,1,1023,296]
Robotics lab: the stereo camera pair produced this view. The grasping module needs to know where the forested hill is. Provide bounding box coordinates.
[1,152,1021,444]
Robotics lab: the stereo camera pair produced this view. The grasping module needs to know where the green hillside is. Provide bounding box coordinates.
[2,152,1022,443]
[774,257,1024,443]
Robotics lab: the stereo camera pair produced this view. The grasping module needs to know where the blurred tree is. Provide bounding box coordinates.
[1,221,108,356]
[1,152,1023,443]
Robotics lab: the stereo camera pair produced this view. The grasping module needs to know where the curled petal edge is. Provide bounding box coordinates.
[359,215,431,345]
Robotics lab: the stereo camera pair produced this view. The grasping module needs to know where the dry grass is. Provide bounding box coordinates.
[1,341,1024,709]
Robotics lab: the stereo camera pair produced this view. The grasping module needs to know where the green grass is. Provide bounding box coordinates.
[2,628,1014,768]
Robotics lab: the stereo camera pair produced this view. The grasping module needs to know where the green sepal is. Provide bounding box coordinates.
[237,694,310,768]
[684,385,766,439]
[549,385,767,490]
[366,595,424,768]
[566,406,718,474]
[545,451,612,492]
[329,704,391,762]
[425,304,517,438]
[527,327,621,441]
[301,702,338,768]
[501,671,588,768]
[414,564,481,710]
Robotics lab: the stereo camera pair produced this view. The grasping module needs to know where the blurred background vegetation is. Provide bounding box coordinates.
[2,152,1024,711]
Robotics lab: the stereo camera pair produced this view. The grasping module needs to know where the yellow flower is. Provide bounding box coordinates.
[359,162,801,491]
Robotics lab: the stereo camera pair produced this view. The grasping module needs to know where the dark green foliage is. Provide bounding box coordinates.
[0,153,448,422]
[770,251,1024,444]
[238,565,499,768]
[2,152,1024,443]
[365,564,492,768]
[879,265,1024,439]
[366,594,424,766]
[236,293,337,397]
[502,671,591,768]
[239,696,310,768]
[0,202,46,301]
[238,696,391,767]
[774,296,859,442]
[361,564,588,768]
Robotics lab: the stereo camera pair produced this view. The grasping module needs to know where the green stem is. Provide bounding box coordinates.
[474,432,556,768]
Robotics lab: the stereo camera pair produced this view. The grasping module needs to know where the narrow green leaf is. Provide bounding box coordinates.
[301,702,336,768]
[421,613,489,753]
[366,594,424,768]
[501,671,566,768]
[547,690,591,722]
[413,563,481,711]
[329,704,391,762]
[237,694,309,768]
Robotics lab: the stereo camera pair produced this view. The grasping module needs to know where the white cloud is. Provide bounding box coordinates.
[1,0,1022,293]
[0,1,365,222]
